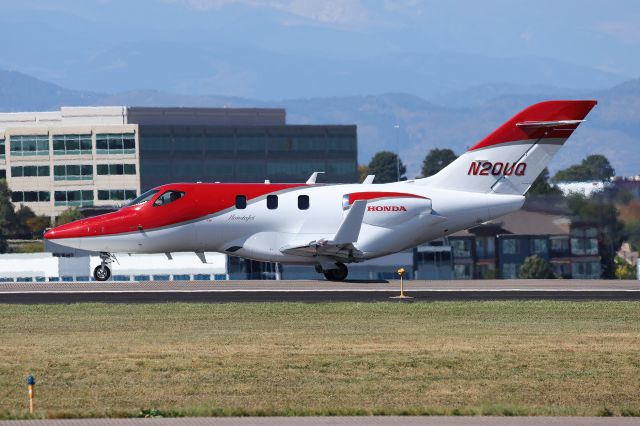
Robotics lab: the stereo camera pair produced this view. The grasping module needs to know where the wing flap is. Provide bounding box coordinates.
[280,200,368,261]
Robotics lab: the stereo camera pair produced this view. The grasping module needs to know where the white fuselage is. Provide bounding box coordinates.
[57,182,524,265]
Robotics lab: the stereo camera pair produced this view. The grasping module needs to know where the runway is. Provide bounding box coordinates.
[0,279,638,303]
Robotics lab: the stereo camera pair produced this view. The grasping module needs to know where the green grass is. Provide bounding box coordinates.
[0,301,639,419]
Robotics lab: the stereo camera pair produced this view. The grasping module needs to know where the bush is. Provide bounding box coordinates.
[519,255,556,279]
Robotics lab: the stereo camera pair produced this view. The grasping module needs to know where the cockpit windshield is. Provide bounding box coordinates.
[153,190,185,207]
[126,189,159,207]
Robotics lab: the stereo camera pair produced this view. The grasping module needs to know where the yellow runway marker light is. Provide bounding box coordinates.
[27,375,35,414]
[390,267,413,300]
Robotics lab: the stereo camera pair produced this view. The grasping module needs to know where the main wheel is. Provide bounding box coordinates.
[93,265,111,281]
[323,262,348,281]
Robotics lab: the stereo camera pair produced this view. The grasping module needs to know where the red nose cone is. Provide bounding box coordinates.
[44,220,88,240]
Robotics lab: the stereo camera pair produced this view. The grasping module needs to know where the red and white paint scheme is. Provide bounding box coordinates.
[45,100,597,281]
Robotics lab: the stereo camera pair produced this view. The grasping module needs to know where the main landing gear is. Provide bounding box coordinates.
[317,262,348,281]
[93,252,115,281]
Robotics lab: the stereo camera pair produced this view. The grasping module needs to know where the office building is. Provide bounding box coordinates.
[0,106,358,218]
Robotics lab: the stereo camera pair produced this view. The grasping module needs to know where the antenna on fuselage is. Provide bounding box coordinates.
[306,171,325,184]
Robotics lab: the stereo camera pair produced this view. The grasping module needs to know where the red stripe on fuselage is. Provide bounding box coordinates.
[45,183,307,240]
[348,192,427,205]
[469,100,597,151]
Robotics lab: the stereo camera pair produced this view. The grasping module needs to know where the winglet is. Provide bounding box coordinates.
[362,175,375,184]
[332,200,367,244]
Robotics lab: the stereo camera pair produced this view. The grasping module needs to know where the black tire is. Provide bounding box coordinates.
[323,262,348,281]
[94,265,111,281]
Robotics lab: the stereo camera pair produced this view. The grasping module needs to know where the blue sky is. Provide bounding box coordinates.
[2,0,640,98]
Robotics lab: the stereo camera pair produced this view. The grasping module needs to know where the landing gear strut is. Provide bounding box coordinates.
[322,262,348,282]
[93,252,115,281]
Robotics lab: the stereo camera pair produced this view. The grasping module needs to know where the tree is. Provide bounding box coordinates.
[0,180,16,253]
[519,255,556,279]
[55,208,83,226]
[26,215,51,239]
[527,168,563,197]
[421,148,457,177]
[367,151,406,183]
[624,220,640,251]
[15,204,36,238]
[553,154,615,182]
[357,165,370,183]
[614,256,636,280]
[12,205,50,239]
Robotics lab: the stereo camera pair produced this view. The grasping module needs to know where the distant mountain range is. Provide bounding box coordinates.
[0,69,638,178]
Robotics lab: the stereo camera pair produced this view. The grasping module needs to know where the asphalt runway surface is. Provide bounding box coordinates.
[0,279,638,303]
[1,417,639,425]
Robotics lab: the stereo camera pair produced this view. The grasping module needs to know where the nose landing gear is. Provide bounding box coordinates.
[320,262,348,281]
[93,252,116,281]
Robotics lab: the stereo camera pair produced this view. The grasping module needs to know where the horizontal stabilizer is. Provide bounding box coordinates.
[516,119,585,128]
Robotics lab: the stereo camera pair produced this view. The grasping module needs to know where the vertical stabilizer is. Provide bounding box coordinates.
[418,100,597,195]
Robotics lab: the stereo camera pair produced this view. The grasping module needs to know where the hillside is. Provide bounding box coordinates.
[0,70,637,178]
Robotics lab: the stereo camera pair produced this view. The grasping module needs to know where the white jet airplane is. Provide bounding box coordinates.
[45,100,597,281]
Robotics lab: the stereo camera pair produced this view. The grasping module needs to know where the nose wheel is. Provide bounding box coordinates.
[93,252,115,281]
[93,265,111,281]
[322,262,348,281]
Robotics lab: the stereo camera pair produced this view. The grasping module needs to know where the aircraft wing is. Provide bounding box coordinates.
[280,200,368,261]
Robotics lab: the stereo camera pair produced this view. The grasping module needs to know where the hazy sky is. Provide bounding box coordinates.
[2,0,640,96]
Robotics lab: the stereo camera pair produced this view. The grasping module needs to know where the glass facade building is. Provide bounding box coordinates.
[138,124,357,190]
[0,106,358,218]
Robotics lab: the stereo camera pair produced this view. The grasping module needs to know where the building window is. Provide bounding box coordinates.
[0,139,5,159]
[552,262,571,279]
[550,237,570,257]
[326,161,356,176]
[453,264,472,279]
[298,195,309,210]
[11,165,50,177]
[502,263,519,279]
[9,135,49,156]
[54,165,93,181]
[530,238,548,256]
[97,189,137,201]
[97,164,136,175]
[54,190,93,207]
[267,194,278,209]
[52,134,92,155]
[501,238,520,255]
[572,261,601,279]
[475,264,497,279]
[96,133,135,155]
[571,238,599,256]
[0,170,5,179]
[266,161,325,179]
[235,195,247,209]
[475,237,495,259]
[11,191,50,203]
[451,239,472,258]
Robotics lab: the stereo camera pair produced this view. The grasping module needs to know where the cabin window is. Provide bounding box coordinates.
[267,194,278,210]
[153,190,185,207]
[235,195,247,209]
[298,195,309,210]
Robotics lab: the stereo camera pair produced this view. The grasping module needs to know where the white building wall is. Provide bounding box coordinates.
[0,252,227,281]
[0,106,141,218]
